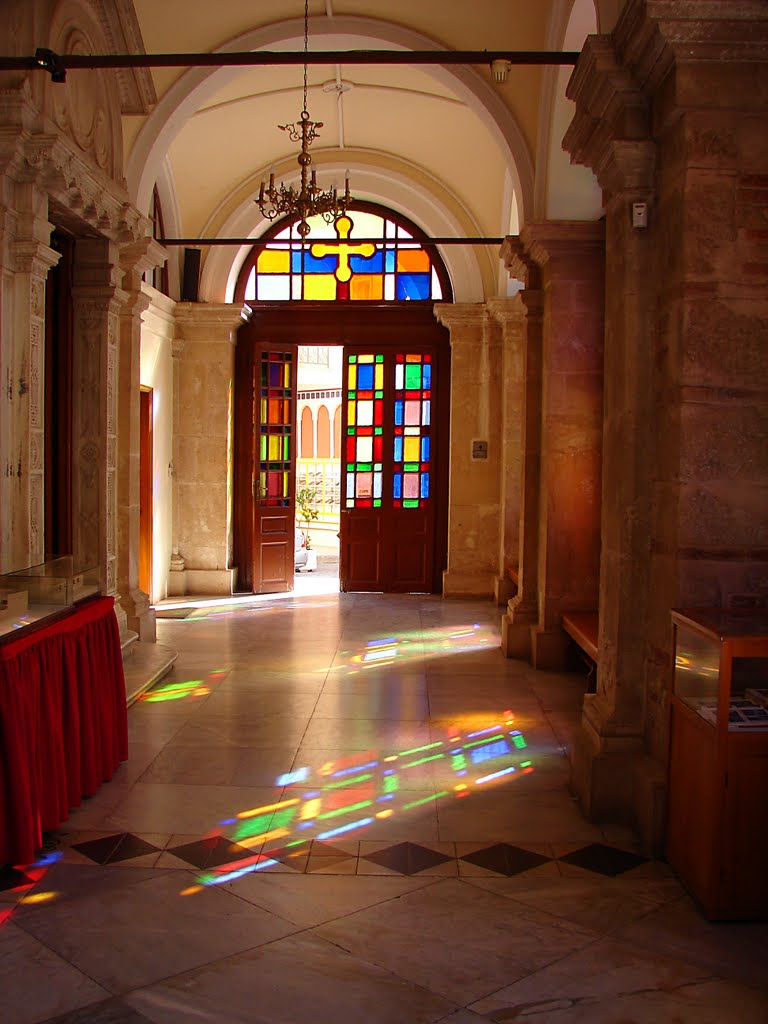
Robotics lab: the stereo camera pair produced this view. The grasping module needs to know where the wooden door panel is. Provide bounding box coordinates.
[390,508,432,592]
[258,512,292,592]
[341,511,381,592]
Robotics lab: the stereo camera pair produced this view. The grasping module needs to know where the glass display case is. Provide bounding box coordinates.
[667,609,768,920]
[0,556,100,638]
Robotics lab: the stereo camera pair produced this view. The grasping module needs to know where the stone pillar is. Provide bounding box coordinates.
[434,304,502,599]
[171,303,249,596]
[498,243,544,660]
[7,226,59,570]
[521,221,605,669]
[70,239,125,629]
[487,298,527,606]
[563,0,768,851]
[117,239,167,641]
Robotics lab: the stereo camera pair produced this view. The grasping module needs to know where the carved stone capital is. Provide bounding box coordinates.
[521,220,605,272]
[433,303,489,340]
[120,236,168,292]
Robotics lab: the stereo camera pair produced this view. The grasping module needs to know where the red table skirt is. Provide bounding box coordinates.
[0,596,128,866]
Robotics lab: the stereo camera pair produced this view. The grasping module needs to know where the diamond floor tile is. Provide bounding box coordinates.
[361,841,453,875]
[460,842,552,876]
[558,842,649,876]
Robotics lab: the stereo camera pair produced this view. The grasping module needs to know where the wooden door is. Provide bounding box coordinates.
[233,341,297,594]
[341,348,439,593]
[234,304,448,595]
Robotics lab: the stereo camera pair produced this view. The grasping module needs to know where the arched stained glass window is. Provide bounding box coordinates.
[235,204,451,303]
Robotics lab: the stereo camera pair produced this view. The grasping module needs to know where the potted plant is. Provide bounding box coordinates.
[296,486,320,571]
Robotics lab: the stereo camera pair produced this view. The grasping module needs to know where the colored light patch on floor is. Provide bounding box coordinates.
[189,717,535,890]
[331,623,497,675]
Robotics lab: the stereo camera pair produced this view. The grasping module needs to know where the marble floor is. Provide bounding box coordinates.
[2,587,767,1024]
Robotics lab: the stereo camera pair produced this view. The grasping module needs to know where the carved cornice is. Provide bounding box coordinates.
[500,235,542,290]
[433,303,489,332]
[521,220,605,271]
[96,0,157,114]
[174,302,251,343]
[120,237,168,291]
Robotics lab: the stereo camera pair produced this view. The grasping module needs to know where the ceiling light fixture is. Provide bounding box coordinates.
[256,0,351,238]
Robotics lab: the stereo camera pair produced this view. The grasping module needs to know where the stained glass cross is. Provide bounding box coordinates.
[310,215,376,283]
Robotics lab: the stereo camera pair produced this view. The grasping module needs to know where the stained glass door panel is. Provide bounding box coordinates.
[254,348,295,593]
[341,349,435,593]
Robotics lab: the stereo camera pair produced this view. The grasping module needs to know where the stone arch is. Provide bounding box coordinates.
[126,15,534,228]
[44,0,123,182]
[534,0,603,220]
[317,406,331,459]
[300,406,314,458]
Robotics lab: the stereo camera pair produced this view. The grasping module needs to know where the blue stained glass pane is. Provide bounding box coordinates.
[423,364,432,389]
[357,364,374,391]
[394,437,403,463]
[393,473,402,499]
[394,400,404,426]
[268,363,282,387]
[291,251,303,273]
[396,273,431,299]
[421,473,430,499]
[385,250,396,273]
[421,436,430,462]
[350,251,382,273]
[304,252,338,273]
[423,400,431,425]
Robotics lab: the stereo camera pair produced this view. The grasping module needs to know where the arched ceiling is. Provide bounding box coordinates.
[123,0,608,299]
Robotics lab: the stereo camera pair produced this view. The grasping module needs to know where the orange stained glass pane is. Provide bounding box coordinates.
[403,436,421,462]
[257,249,290,274]
[397,249,430,273]
[350,275,383,300]
[303,275,336,300]
[269,398,280,423]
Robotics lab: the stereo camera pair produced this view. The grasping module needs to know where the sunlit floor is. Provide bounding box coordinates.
[2,590,768,1024]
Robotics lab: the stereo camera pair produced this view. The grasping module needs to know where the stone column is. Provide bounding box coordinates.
[434,304,502,599]
[497,243,544,660]
[563,0,768,851]
[7,227,60,570]
[117,238,167,641]
[487,297,527,606]
[521,221,605,669]
[70,238,126,627]
[171,303,249,595]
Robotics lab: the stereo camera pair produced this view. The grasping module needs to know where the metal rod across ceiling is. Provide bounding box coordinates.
[159,237,506,247]
[11,48,580,80]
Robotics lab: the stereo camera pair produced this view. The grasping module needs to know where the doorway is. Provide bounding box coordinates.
[233,304,450,595]
[139,387,153,599]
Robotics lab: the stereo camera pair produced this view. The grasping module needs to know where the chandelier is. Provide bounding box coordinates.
[256,0,351,238]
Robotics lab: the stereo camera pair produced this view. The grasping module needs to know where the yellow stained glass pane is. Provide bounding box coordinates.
[374,363,383,390]
[404,436,420,462]
[397,249,430,273]
[283,471,289,497]
[359,354,374,363]
[260,398,267,422]
[350,275,383,300]
[268,436,280,460]
[348,399,356,425]
[348,364,357,389]
[257,249,290,274]
[304,275,336,300]
[283,363,292,387]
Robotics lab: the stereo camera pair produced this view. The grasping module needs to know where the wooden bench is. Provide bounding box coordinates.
[562,611,599,689]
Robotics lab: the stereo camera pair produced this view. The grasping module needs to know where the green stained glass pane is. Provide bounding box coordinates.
[358,463,372,472]
[404,462,419,472]
[374,463,383,470]
[348,391,356,399]
[374,427,383,435]
[375,354,384,362]
[283,436,290,459]
[347,427,355,435]
[403,499,419,508]
[349,355,358,363]
[260,436,267,460]
[405,364,422,389]
[373,499,382,507]
[375,391,383,399]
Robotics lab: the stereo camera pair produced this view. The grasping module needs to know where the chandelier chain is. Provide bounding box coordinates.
[256,0,351,237]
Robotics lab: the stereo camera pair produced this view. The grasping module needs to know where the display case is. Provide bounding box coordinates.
[667,609,768,920]
[0,556,100,639]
